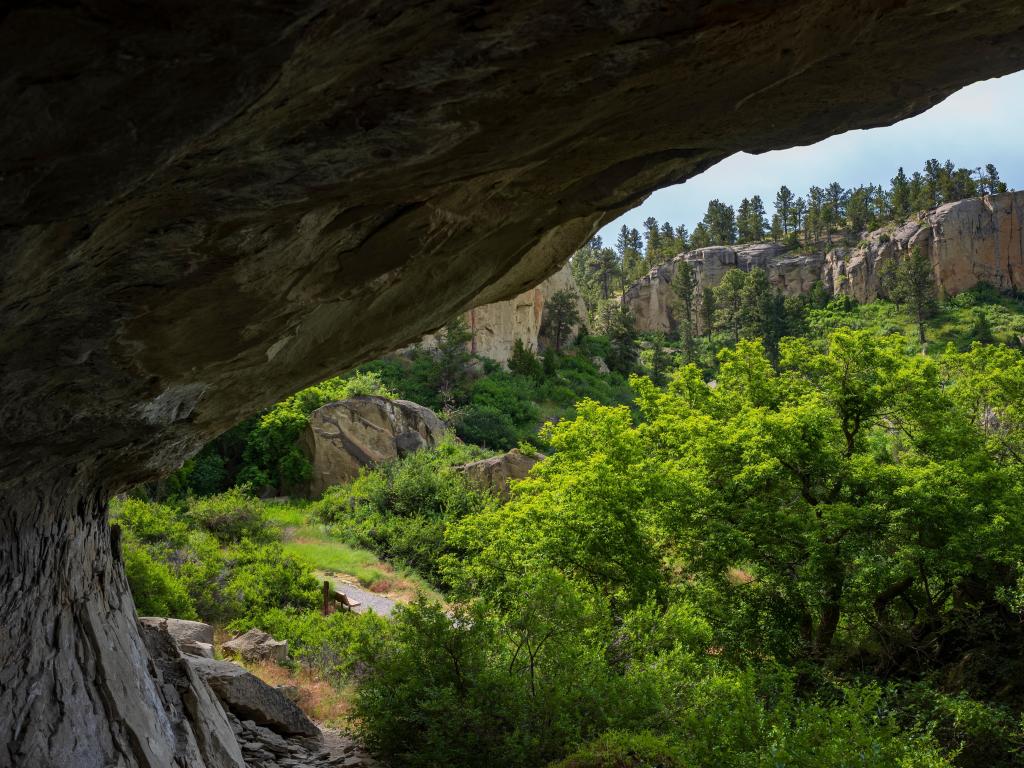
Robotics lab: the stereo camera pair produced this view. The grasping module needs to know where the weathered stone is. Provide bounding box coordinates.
[624,191,1024,332]
[139,616,215,646]
[181,641,216,659]
[187,657,321,739]
[4,5,1024,766]
[300,396,447,497]
[826,191,1024,301]
[222,628,289,664]
[454,448,543,500]
[138,621,246,768]
[420,263,588,363]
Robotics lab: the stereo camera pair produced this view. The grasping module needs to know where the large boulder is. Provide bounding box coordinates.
[187,657,320,739]
[222,628,288,664]
[140,617,215,658]
[300,395,446,497]
[455,448,543,500]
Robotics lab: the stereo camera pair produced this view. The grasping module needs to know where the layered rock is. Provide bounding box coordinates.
[420,263,588,363]
[141,616,216,659]
[4,3,1024,765]
[826,191,1024,301]
[623,243,824,333]
[454,448,543,500]
[222,628,289,664]
[624,191,1024,332]
[299,396,446,497]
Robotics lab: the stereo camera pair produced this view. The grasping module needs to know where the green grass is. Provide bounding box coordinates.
[260,501,310,528]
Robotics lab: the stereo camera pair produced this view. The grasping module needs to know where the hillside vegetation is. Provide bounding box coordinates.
[121,190,1024,767]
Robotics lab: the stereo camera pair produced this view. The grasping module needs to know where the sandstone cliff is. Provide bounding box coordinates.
[623,191,1024,332]
[420,263,588,363]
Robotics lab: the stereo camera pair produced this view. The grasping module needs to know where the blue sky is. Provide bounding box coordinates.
[598,70,1024,243]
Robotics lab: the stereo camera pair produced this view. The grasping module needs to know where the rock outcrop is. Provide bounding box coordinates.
[5,3,1024,765]
[141,616,216,659]
[825,191,1024,302]
[624,191,1024,332]
[420,263,588,363]
[623,243,824,333]
[222,629,289,664]
[299,396,446,497]
[187,657,321,740]
[455,448,543,500]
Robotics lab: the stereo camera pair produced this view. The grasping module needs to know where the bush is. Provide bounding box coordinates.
[312,443,490,584]
[550,731,687,768]
[123,537,197,619]
[187,487,277,545]
[111,497,189,550]
[455,404,520,450]
[223,541,321,626]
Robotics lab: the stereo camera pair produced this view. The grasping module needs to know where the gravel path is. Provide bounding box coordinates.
[332,578,397,617]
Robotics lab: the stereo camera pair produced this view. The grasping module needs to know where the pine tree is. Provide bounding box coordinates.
[748,195,767,241]
[774,185,794,235]
[690,222,711,249]
[435,315,474,407]
[542,289,581,352]
[648,332,671,386]
[702,199,737,245]
[713,268,747,344]
[699,286,716,341]
[890,246,938,346]
[674,224,690,251]
[671,260,697,361]
[616,225,643,284]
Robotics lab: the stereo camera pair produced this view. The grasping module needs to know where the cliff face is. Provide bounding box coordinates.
[826,191,1024,301]
[625,191,1024,332]
[420,263,588,363]
[623,243,825,333]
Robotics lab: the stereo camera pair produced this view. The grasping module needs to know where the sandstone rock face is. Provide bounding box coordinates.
[455,448,543,500]
[300,396,446,497]
[5,4,1024,765]
[222,629,289,664]
[623,243,824,333]
[187,657,320,739]
[826,191,1024,302]
[420,263,588,363]
[625,191,1024,332]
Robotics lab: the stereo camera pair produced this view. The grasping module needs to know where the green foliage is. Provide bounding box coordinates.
[112,493,320,626]
[241,371,397,491]
[543,289,582,352]
[187,487,276,544]
[311,442,491,584]
[508,339,544,380]
[123,539,197,619]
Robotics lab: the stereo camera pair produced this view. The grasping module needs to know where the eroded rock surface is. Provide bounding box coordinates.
[222,629,289,665]
[300,396,446,497]
[455,448,543,500]
[188,657,321,740]
[419,263,588,363]
[624,191,1024,332]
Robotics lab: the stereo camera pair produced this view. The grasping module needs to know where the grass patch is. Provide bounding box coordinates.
[244,659,355,728]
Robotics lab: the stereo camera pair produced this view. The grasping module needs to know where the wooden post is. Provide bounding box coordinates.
[322,580,330,616]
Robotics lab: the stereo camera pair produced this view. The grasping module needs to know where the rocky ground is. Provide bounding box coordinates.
[227,712,381,768]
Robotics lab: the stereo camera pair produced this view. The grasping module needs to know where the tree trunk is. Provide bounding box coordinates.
[0,477,226,768]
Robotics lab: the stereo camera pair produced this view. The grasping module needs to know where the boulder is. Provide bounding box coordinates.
[140,617,217,658]
[455,448,543,500]
[187,657,320,739]
[139,622,246,768]
[300,395,447,497]
[222,628,289,664]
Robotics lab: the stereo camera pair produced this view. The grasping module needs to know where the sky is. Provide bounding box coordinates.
[598,70,1024,243]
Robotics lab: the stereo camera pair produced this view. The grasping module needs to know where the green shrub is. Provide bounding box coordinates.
[223,541,321,626]
[111,497,189,550]
[123,537,197,619]
[550,731,687,768]
[455,404,520,449]
[312,443,490,584]
[186,487,276,544]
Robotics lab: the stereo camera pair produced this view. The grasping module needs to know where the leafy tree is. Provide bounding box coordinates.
[699,286,716,343]
[889,246,938,345]
[435,315,475,407]
[543,289,581,353]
